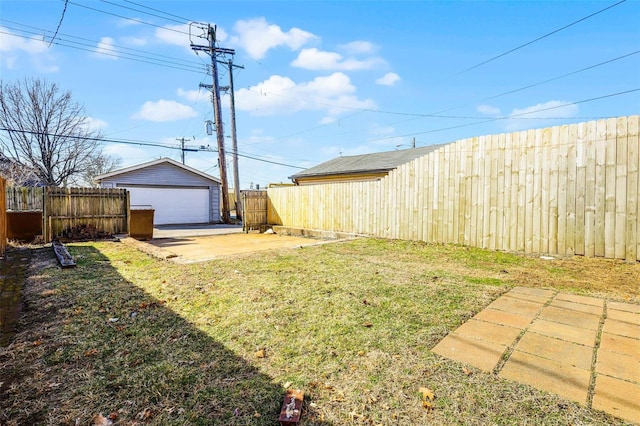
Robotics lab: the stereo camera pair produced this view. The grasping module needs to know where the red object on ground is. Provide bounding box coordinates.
[278,389,304,425]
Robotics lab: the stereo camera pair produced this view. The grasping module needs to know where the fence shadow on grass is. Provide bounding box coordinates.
[1,245,332,425]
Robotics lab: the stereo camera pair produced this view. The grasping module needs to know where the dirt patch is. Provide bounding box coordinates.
[142,232,342,263]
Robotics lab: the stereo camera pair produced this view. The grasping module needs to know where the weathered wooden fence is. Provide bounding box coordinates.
[268,116,640,262]
[242,190,268,232]
[5,186,43,211]
[0,177,6,256]
[44,187,129,242]
[5,186,129,242]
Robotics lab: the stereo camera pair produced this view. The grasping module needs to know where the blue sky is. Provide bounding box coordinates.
[1,0,639,188]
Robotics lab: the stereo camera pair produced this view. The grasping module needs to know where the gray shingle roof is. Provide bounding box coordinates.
[290,144,446,181]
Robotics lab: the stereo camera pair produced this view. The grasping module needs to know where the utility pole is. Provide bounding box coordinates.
[191,24,235,223]
[176,137,195,164]
[226,59,243,220]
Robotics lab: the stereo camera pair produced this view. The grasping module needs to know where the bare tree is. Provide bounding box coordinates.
[0,78,110,186]
[74,151,122,187]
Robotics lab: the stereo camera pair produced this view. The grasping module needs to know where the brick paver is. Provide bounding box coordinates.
[432,289,640,424]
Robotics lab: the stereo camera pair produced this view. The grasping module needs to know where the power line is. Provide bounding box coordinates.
[0,127,306,169]
[1,18,202,67]
[122,0,194,23]
[48,0,68,47]
[458,0,627,74]
[66,1,190,35]
[0,27,205,74]
[250,49,638,122]
[97,0,186,25]
[357,88,640,144]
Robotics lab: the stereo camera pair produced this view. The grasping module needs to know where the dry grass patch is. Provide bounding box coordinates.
[1,238,637,425]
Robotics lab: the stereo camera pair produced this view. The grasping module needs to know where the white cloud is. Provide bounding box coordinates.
[291,48,382,71]
[376,72,400,86]
[235,72,376,119]
[477,104,501,116]
[0,27,58,72]
[94,37,118,59]
[339,41,376,54]
[132,99,198,122]
[505,100,578,130]
[82,117,109,131]
[231,18,317,60]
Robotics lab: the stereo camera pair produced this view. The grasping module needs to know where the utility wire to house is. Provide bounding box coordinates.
[0,128,307,169]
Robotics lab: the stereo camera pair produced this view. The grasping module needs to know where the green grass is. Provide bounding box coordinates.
[1,238,637,425]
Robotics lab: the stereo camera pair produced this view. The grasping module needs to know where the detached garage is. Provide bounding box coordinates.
[95,158,221,225]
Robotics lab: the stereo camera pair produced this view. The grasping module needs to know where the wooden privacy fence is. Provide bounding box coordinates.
[5,186,43,211]
[44,187,129,242]
[242,190,268,232]
[0,177,6,256]
[268,115,640,262]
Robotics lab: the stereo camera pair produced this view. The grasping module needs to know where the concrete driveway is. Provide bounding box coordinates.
[125,229,342,263]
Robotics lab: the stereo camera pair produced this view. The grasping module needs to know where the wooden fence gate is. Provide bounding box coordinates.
[242,190,268,232]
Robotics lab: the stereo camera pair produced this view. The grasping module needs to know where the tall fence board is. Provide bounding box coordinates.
[268,116,640,262]
[243,190,268,232]
[44,187,129,242]
[5,186,43,211]
[0,178,6,256]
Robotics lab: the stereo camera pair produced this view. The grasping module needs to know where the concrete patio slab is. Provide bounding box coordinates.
[486,295,545,317]
[592,375,640,424]
[528,318,598,347]
[508,286,555,298]
[599,332,640,357]
[499,350,591,404]
[432,289,640,424]
[453,319,522,346]
[514,332,593,370]
[602,318,640,339]
[537,305,602,330]
[596,349,640,381]
[608,301,640,314]
[549,299,604,316]
[473,308,533,329]
[431,333,506,372]
[555,292,604,307]
[607,308,640,325]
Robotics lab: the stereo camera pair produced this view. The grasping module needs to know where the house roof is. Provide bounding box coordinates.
[94,157,221,184]
[290,144,447,182]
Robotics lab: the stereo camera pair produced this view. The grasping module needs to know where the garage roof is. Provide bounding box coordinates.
[290,144,446,182]
[94,157,221,184]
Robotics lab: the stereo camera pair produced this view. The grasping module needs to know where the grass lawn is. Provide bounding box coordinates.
[1,238,638,425]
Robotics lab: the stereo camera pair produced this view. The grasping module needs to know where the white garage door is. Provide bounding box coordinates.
[126,187,210,225]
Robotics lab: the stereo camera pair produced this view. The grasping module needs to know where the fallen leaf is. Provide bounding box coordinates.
[33,340,43,346]
[108,317,119,323]
[253,412,261,418]
[283,381,292,388]
[357,350,365,356]
[362,321,373,327]
[419,387,435,401]
[462,367,472,376]
[93,414,113,426]
[419,387,436,412]
[84,348,98,357]
[108,412,118,421]
[255,348,266,358]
